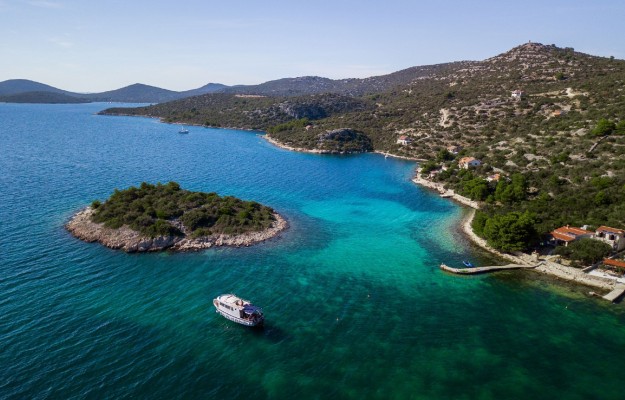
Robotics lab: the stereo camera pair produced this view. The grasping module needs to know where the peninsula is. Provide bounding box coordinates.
[66,182,287,252]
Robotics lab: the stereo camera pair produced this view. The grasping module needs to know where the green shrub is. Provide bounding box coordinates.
[90,182,275,238]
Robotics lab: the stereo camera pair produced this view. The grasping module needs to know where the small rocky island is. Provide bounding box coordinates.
[66,182,287,252]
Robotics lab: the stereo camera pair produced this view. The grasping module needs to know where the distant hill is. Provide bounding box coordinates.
[0,79,70,96]
[0,62,466,103]
[220,65,464,97]
[0,91,90,104]
[179,83,228,98]
[82,83,181,103]
[0,79,231,104]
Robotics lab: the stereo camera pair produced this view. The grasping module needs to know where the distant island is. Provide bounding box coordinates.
[66,182,287,252]
[0,79,227,104]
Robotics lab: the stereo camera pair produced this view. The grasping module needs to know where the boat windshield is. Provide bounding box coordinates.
[243,305,262,315]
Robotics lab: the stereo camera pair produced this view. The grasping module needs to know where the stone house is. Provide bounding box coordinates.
[594,226,625,251]
[447,145,462,155]
[486,173,501,182]
[458,156,481,169]
[397,135,412,146]
[511,90,525,99]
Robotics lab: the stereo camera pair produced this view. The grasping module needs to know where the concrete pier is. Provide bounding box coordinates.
[602,284,625,303]
[440,263,536,275]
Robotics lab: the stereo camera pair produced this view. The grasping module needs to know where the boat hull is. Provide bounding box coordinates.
[215,308,264,326]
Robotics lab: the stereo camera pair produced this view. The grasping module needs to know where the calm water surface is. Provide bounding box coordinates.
[1,103,624,399]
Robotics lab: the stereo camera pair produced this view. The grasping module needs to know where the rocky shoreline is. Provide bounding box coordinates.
[412,173,480,209]
[263,134,367,155]
[66,207,288,252]
[410,173,616,292]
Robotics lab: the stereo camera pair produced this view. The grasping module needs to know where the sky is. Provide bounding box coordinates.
[1,0,624,92]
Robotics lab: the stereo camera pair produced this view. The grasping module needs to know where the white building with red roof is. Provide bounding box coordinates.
[550,225,593,246]
[458,157,481,169]
[396,135,412,146]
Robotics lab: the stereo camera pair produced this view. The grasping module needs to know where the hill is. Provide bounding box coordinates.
[0,91,90,104]
[219,64,463,97]
[0,79,231,104]
[179,82,228,98]
[100,92,374,131]
[0,79,70,96]
[83,83,181,103]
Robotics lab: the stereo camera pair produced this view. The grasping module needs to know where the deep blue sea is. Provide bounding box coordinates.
[1,103,625,399]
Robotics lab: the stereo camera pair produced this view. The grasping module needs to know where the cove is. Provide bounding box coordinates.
[1,103,624,399]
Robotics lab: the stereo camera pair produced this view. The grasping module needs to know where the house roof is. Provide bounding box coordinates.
[551,226,592,242]
[597,226,624,235]
[459,156,477,164]
[604,258,625,269]
[551,231,576,242]
[559,226,592,235]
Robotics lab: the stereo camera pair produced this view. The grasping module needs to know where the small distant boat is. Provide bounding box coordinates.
[213,294,264,327]
[462,260,475,268]
[178,126,189,134]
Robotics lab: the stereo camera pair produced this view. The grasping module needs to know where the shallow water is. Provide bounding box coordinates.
[1,103,624,399]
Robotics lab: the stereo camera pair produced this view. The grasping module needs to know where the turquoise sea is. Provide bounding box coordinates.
[1,103,624,399]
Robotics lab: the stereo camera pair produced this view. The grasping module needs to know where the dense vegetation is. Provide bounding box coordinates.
[553,238,612,266]
[101,43,625,252]
[91,182,276,238]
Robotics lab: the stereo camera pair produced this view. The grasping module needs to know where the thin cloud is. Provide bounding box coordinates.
[26,0,63,9]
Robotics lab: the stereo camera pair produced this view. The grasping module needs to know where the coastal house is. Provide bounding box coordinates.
[486,173,501,182]
[511,90,525,99]
[447,145,462,155]
[550,225,593,247]
[397,135,413,146]
[594,226,625,251]
[458,157,481,169]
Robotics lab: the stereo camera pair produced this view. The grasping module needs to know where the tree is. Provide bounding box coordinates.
[462,178,490,201]
[436,148,454,162]
[494,174,527,204]
[482,211,537,252]
[420,161,438,175]
[594,190,610,206]
[554,238,612,265]
[471,211,489,237]
[615,120,625,135]
[591,118,616,136]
